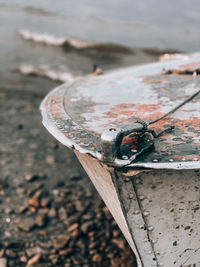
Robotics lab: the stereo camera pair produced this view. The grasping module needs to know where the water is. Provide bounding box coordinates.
[1,0,200,87]
[1,0,200,50]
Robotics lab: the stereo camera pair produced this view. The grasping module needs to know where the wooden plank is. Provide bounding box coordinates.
[75,151,142,267]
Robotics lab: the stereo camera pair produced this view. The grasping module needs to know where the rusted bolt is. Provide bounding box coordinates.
[129,193,134,199]
[152,159,158,162]
[133,210,140,215]
[148,226,154,231]
[122,155,129,160]
[109,128,117,131]
[139,195,145,200]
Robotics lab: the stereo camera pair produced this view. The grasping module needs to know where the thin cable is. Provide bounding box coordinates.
[149,89,200,125]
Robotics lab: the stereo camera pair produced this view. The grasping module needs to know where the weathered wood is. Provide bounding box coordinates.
[75,151,142,267]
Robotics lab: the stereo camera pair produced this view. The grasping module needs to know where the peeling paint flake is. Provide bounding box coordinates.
[40,54,200,169]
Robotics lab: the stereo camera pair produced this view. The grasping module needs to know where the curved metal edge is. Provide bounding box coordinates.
[39,84,101,159]
[127,161,200,170]
[40,84,200,170]
[113,169,155,267]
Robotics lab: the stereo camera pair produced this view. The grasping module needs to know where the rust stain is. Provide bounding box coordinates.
[180,61,200,70]
[103,103,162,120]
[41,55,200,165]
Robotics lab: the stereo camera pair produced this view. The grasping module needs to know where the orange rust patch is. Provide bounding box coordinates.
[141,76,157,84]
[88,107,96,113]
[171,155,200,161]
[180,62,200,70]
[121,136,138,149]
[175,118,200,132]
[172,155,184,160]
[104,103,161,121]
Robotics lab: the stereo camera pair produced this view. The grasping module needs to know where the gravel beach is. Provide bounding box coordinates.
[0,74,137,267]
[1,1,198,265]
[0,45,171,266]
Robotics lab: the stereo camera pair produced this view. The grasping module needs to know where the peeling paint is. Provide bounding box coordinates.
[40,54,200,168]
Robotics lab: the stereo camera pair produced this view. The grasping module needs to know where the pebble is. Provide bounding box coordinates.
[112,238,125,249]
[2,242,11,248]
[92,254,102,263]
[16,187,25,195]
[75,201,85,213]
[26,247,44,258]
[48,208,57,218]
[112,230,119,237]
[29,196,39,208]
[80,221,94,233]
[89,241,98,249]
[27,254,41,266]
[59,248,73,256]
[58,207,67,221]
[67,223,79,232]
[45,156,55,165]
[48,255,56,261]
[82,213,93,221]
[88,231,94,237]
[10,260,16,267]
[35,213,48,228]
[40,197,51,208]
[20,255,27,262]
[0,258,7,267]
[51,257,58,265]
[18,217,35,232]
[25,174,36,182]
[64,215,78,226]
[39,241,52,249]
[101,241,106,249]
[0,250,4,258]
[72,229,79,237]
[39,230,47,236]
[19,204,29,214]
[5,208,12,214]
[29,206,37,213]
[48,208,56,218]
[0,188,6,196]
[54,195,63,203]
[27,183,43,197]
[52,235,70,250]
[6,249,17,258]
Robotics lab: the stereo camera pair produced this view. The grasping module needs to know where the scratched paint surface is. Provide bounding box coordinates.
[41,55,200,165]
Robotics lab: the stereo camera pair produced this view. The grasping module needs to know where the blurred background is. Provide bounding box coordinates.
[0,1,200,266]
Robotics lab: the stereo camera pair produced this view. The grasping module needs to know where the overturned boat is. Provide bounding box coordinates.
[40,54,200,267]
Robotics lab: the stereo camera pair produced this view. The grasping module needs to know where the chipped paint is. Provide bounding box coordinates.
[40,54,200,169]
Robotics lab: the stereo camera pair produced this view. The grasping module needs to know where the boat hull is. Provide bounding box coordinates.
[76,151,200,267]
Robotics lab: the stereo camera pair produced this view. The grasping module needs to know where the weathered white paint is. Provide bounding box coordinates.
[115,170,157,267]
[129,169,200,267]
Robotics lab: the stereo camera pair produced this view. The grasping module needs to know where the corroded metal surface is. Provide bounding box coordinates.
[114,170,157,267]
[40,55,200,169]
[119,169,200,267]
